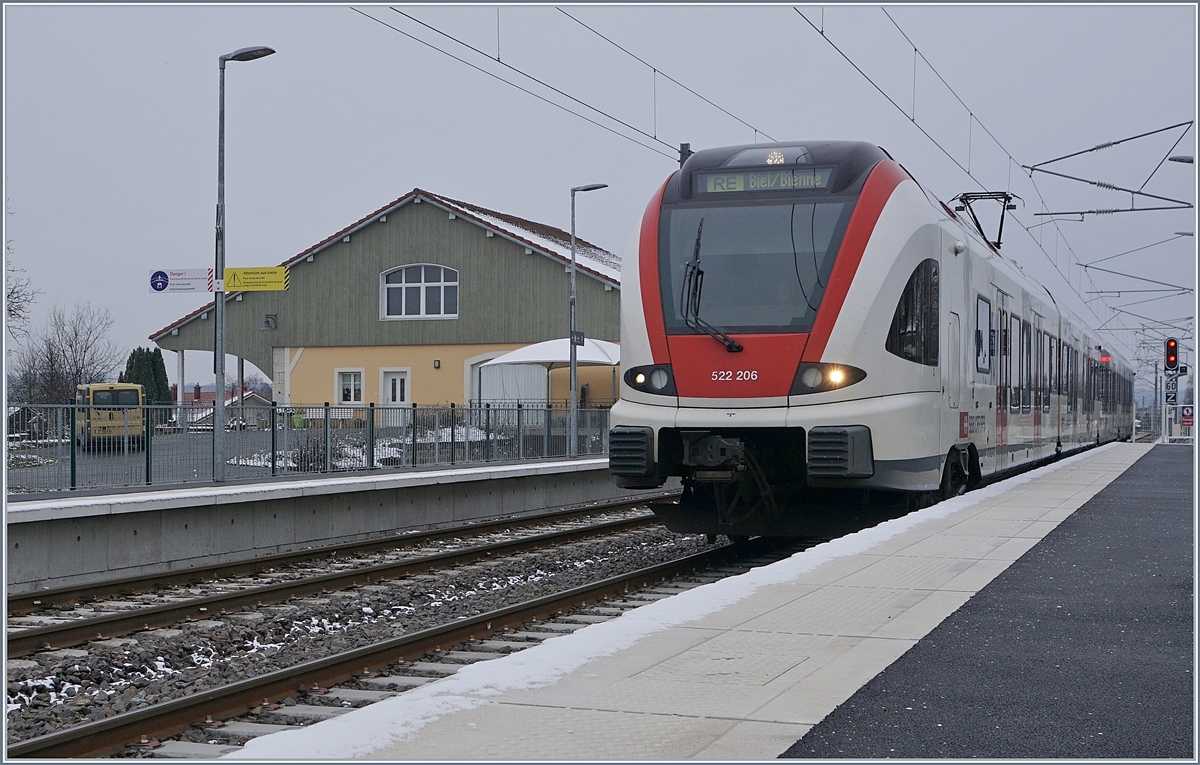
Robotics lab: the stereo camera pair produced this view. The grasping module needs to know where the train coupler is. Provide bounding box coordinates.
[681,431,746,482]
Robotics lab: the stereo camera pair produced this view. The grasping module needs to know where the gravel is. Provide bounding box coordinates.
[6,526,710,744]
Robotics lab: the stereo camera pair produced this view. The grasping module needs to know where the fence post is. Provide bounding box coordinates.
[367,402,375,470]
[271,402,278,477]
[517,402,523,460]
[485,404,492,462]
[450,403,456,465]
[411,402,418,468]
[545,402,552,458]
[434,408,441,464]
[144,405,152,485]
[324,402,331,473]
[70,404,77,490]
[603,408,610,453]
[123,408,131,484]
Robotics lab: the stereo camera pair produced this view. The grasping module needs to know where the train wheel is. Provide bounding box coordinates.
[940,449,968,499]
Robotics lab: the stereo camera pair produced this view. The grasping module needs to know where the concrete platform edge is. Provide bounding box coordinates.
[228,442,1150,761]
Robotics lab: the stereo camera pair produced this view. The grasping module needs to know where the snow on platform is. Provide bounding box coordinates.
[229,442,1153,760]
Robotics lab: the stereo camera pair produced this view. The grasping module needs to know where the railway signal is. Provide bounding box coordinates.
[1165,338,1179,371]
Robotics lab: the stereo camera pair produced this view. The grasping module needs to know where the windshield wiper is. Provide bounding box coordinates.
[679,219,743,353]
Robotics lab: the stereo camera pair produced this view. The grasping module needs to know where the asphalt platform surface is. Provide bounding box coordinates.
[782,444,1194,759]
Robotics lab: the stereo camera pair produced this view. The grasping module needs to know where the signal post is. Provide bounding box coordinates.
[1161,338,1191,444]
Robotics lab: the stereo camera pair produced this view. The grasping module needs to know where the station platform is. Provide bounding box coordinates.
[231,441,1186,760]
[6,457,661,593]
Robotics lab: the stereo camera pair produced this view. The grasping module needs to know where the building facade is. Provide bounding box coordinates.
[152,190,621,407]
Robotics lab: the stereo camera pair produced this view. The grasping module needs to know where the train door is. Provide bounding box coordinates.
[974,294,995,474]
[1033,322,1043,453]
[946,312,961,410]
[996,295,1010,463]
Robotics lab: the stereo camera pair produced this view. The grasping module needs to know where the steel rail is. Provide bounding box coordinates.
[6,539,768,759]
[8,490,680,615]
[7,514,661,658]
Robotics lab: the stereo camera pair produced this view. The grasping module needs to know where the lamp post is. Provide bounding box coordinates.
[214,45,274,482]
[569,183,607,458]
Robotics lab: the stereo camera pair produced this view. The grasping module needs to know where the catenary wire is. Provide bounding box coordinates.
[1138,123,1194,191]
[878,10,1192,331]
[1026,121,1194,169]
[349,8,677,162]
[555,8,776,143]
[796,7,1109,323]
[1082,235,1189,266]
[388,7,678,156]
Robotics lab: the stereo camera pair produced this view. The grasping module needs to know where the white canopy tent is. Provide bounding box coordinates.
[478,338,620,403]
[480,338,620,370]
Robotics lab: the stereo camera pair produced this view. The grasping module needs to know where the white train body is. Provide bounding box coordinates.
[609,141,1133,536]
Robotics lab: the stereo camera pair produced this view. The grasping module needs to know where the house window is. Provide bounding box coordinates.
[382,265,459,319]
[337,370,363,404]
[885,258,939,366]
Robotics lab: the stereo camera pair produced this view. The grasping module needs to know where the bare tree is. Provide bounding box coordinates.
[244,371,273,400]
[5,251,40,341]
[7,303,124,403]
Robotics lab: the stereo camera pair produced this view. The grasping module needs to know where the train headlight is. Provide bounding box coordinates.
[800,367,823,388]
[624,364,677,396]
[790,363,866,395]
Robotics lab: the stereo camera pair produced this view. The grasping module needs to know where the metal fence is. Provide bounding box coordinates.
[5,402,611,495]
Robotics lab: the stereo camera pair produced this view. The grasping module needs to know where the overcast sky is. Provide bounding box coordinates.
[4,3,1196,397]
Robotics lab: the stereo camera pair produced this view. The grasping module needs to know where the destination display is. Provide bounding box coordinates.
[694,166,835,194]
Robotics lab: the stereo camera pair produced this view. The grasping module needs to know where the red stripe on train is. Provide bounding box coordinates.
[639,179,671,364]
[801,159,908,361]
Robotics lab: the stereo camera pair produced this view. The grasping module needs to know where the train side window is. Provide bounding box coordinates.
[1084,356,1092,415]
[1045,334,1056,412]
[975,296,992,373]
[1035,328,1043,413]
[1055,338,1062,396]
[999,310,1009,409]
[885,258,939,366]
[1021,321,1032,413]
[1010,315,1021,412]
[1073,346,1080,413]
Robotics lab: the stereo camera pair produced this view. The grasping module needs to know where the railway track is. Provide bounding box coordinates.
[8,536,807,759]
[7,512,662,658]
[8,490,680,616]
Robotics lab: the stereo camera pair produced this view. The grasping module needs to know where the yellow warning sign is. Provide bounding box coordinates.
[224,267,289,291]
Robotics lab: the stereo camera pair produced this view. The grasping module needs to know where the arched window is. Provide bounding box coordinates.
[381,264,459,319]
[885,258,939,366]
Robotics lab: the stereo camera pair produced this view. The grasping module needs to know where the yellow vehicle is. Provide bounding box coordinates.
[75,383,145,451]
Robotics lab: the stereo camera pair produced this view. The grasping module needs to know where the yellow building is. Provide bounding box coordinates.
[152,190,620,407]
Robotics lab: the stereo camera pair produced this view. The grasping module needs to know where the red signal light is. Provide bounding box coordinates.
[1166,338,1179,371]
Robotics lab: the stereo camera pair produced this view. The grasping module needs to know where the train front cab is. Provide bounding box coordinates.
[609,141,963,536]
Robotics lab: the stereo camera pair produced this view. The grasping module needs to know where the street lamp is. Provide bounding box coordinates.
[214,45,274,482]
[569,183,607,458]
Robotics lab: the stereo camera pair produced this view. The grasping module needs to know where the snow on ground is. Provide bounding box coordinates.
[229,444,1117,760]
[6,457,610,514]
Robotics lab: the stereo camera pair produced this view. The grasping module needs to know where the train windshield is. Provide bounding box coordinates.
[659,199,852,334]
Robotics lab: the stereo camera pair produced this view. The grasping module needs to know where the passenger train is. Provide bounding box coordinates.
[608,141,1134,537]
